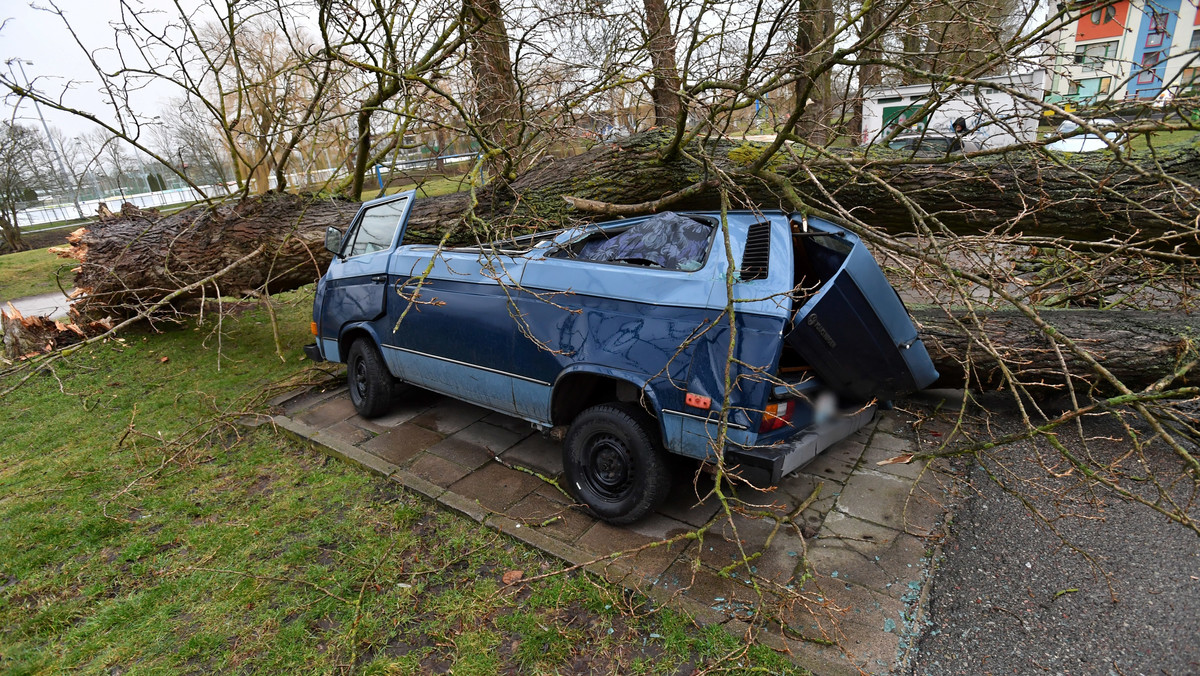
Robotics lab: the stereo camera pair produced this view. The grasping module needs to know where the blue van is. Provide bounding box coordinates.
[306,191,938,523]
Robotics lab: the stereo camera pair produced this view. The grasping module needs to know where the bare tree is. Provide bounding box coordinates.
[643,0,683,126]
[317,0,468,198]
[151,98,236,190]
[0,122,43,251]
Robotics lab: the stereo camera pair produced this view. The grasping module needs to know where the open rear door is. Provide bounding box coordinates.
[786,229,938,402]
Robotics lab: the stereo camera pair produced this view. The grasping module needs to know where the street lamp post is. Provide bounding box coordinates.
[6,59,85,219]
[177,147,190,194]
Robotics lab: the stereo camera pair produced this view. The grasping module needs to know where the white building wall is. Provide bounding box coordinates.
[861,72,1046,148]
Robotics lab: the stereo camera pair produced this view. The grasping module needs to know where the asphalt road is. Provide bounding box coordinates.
[1,292,72,318]
[909,414,1200,675]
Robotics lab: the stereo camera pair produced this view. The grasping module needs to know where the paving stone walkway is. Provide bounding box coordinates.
[271,383,954,674]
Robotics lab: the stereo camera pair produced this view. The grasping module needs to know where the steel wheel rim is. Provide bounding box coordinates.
[351,357,368,404]
[583,433,635,501]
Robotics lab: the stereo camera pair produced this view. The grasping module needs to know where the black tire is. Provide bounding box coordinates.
[346,339,397,418]
[563,403,671,525]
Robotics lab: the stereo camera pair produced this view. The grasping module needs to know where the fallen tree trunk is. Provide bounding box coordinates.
[50,196,356,318]
[911,307,1199,391]
[401,130,1200,245]
[9,193,1200,391]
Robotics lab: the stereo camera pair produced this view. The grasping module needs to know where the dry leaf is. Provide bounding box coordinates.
[502,569,524,585]
[160,356,170,363]
[876,453,913,466]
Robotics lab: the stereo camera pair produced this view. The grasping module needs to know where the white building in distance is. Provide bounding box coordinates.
[861,72,1048,149]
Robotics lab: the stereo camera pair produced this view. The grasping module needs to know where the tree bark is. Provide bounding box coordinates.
[464,0,522,179]
[51,196,356,318]
[900,12,925,85]
[1,211,27,252]
[848,2,882,144]
[794,0,834,145]
[911,307,1199,391]
[2,303,112,358]
[45,130,1200,315]
[643,0,682,127]
[399,129,1200,246]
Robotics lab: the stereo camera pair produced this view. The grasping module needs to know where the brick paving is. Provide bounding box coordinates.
[271,383,954,675]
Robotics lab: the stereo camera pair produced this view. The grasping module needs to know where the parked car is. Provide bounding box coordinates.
[305,193,939,523]
[1045,118,1126,153]
[887,132,981,154]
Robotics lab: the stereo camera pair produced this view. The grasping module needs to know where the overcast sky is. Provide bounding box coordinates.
[1,0,171,138]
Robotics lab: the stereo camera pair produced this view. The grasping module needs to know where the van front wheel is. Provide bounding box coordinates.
[346,339,397,418]
[564,403,670,525]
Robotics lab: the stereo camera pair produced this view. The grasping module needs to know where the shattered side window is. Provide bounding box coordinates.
[573,212,714,271]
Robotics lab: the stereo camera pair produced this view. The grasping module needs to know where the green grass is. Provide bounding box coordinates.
[1126,128,1200,151]
[362,175,475,201]
[0,247,75,300]
[1035,122,1199,152]
[0,289,803,675]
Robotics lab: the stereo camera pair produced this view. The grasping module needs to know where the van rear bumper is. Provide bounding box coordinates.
[724,405,877,486]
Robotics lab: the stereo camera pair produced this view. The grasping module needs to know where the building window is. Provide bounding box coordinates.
[1138,51,1161,84]
[1182,68,1200,94]
[1191,29,1200,51]
[1073,40,1118,68]
[1066,77,1113,98]
[1145,11,1168,46]
[1150,11,1169,33]
[1090,5,1117,24]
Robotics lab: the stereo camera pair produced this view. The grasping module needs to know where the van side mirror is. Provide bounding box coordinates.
[324,226,343,255]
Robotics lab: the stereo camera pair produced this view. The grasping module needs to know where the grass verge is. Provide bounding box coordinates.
[0,247,75,301]
[362,175,475,201]
[0,287,802,674]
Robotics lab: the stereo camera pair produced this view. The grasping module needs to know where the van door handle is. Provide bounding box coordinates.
[371,275,387,283]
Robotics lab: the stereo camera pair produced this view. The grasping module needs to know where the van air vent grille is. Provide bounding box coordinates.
[740,221,771,281]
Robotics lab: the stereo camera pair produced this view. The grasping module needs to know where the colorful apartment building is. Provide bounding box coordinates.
[1048,0,1200,104]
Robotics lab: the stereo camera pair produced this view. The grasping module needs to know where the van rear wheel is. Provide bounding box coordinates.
[346,339,397,418]
[563,403,670,525]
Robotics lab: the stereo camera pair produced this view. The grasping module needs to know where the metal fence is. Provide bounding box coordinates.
[16,166,348,228]
[372,153,481,191]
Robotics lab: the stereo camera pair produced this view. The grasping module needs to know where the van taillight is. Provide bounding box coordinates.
[760,400,794,432]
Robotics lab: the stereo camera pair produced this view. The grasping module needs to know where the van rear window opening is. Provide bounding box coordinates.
[568,212,715,271]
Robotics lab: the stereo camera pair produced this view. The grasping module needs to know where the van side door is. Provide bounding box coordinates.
[381,245,529,415]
